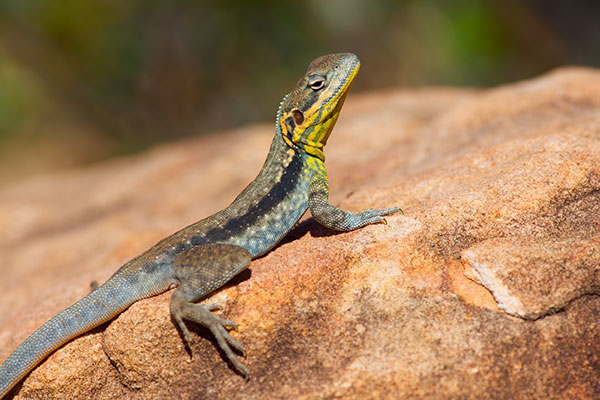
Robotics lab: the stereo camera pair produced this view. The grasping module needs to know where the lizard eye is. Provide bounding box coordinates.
[308,76,326,91]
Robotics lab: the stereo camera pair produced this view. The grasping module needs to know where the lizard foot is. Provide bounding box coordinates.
[171,297,248,377]
[348,206,403,227]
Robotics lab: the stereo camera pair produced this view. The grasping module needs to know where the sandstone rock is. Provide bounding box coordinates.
[1,67,599,399]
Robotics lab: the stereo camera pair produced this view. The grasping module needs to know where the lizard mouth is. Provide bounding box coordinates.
[322,54,361,110]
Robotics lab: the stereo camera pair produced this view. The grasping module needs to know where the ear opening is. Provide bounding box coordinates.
[292,109,305,126]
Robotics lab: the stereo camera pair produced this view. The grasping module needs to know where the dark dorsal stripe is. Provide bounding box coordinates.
[195,151,304,244]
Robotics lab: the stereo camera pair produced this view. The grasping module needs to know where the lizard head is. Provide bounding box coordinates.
[277,53,360,161]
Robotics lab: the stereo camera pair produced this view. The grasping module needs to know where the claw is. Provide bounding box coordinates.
[206,303,222,311]
[214,315,238,330]
[381,206,402,215]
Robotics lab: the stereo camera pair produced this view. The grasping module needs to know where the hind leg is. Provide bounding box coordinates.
[169,243,251,376]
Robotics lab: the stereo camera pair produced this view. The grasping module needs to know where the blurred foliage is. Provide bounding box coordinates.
[0,0,599,185]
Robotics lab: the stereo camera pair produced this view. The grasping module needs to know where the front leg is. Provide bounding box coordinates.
[309,173,400,231]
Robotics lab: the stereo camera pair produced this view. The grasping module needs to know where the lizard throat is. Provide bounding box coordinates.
[279,114,327,161]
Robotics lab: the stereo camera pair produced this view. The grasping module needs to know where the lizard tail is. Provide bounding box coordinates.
[0,266,171,398]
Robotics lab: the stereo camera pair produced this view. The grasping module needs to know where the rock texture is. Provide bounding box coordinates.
[1,67,599,399]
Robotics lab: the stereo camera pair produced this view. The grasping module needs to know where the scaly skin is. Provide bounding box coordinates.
[0,53,399,398]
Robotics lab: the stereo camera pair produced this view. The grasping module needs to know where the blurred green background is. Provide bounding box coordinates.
[0,0,599,187]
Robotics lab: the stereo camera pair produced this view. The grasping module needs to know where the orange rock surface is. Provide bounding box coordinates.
[1,67,599,399]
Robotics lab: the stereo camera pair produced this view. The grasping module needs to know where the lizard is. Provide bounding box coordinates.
[0,52,399,398]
